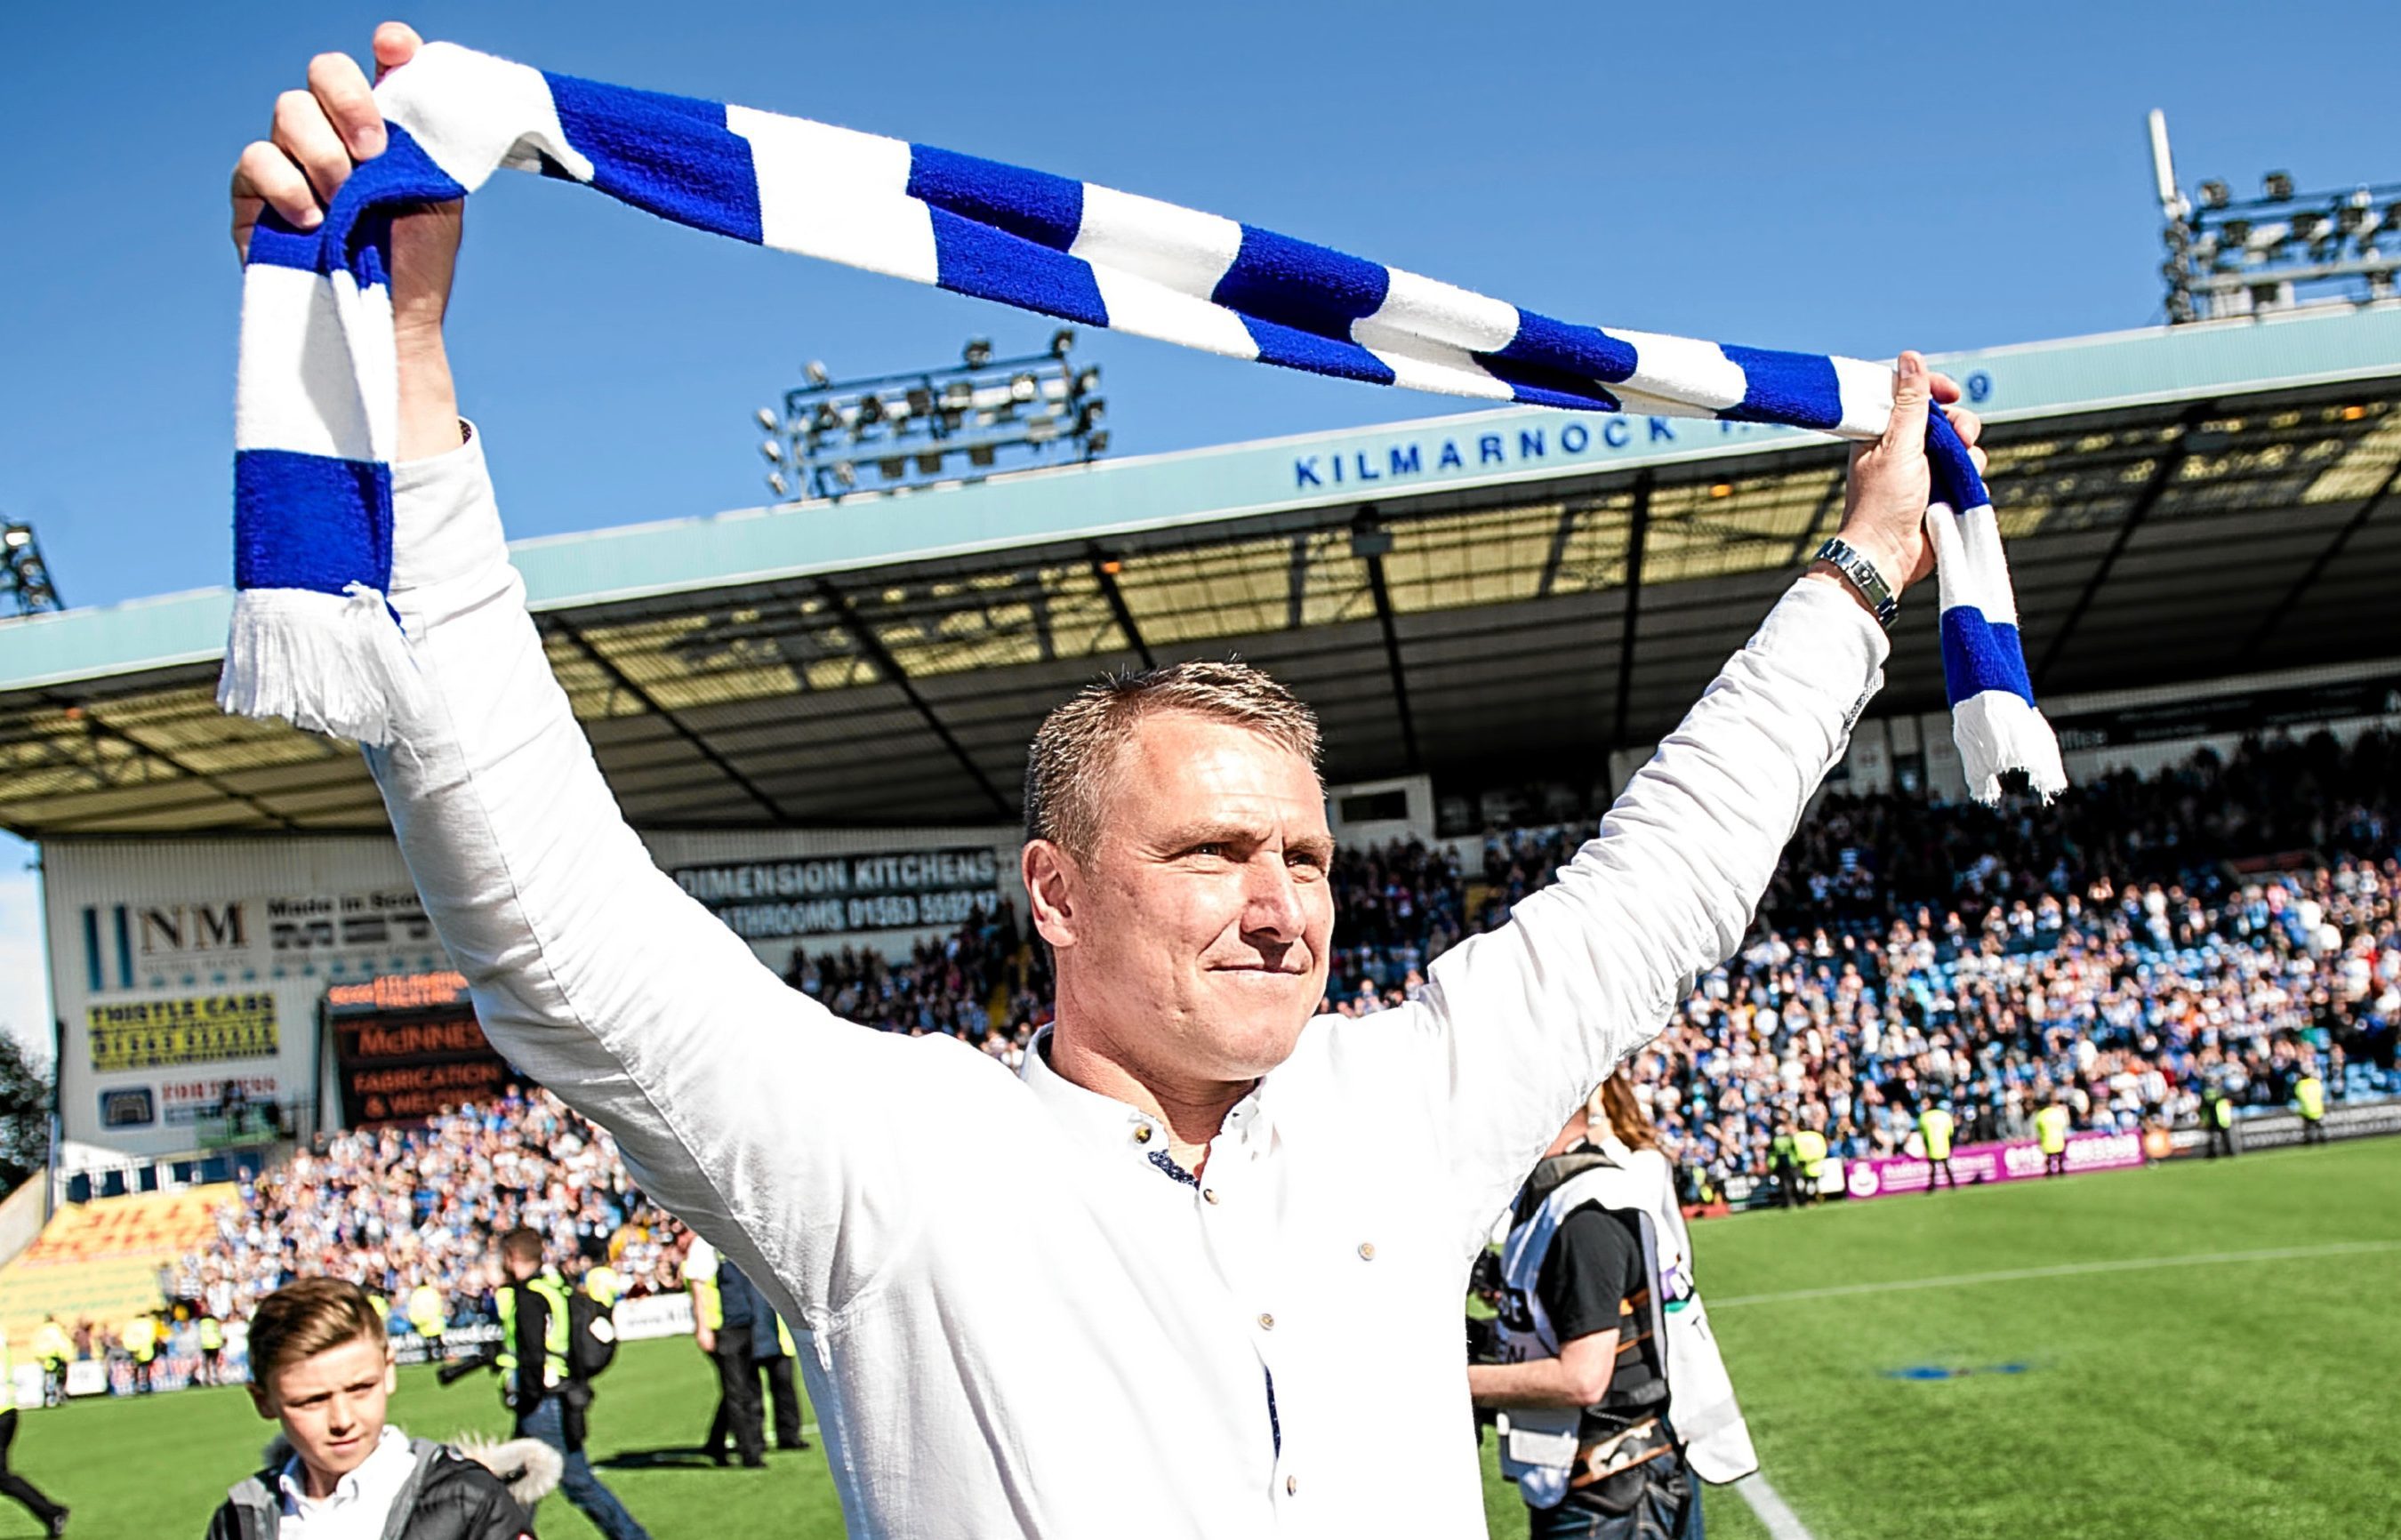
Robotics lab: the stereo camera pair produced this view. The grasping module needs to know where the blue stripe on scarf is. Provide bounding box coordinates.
[235,449,392,596]
[1214,226,1390,343]
[926,209,1110,324]
[1488,311,1641,384]
[543,72,764,242]
[1717,345,1843,430]
[1923,409,1990,515]
[1473,353,1623,413]
[1940,606,2034,706]
[907,146,1086,253]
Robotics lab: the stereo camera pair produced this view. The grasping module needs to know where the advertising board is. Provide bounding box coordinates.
[1843,1128,2146,1199]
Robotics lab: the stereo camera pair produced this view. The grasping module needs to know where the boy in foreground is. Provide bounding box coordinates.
[207,1277,553,1540]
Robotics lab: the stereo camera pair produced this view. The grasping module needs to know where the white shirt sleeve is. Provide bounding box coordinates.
[367,429,939,1323]
[1343,576,1887,1254]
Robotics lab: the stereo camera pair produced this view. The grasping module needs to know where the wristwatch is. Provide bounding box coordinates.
[1812,537,1899,630]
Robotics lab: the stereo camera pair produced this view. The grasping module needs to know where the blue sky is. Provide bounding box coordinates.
[0,0,2392,1056]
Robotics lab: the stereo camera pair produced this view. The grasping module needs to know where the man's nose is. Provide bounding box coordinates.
[1240,854,1307,942]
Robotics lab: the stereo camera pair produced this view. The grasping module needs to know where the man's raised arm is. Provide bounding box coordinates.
[231,25,927,1319]
[1348,354,1985,1249]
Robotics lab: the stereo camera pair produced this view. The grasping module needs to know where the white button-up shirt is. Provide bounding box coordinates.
[368,433,1883,1536]
[276,1427,414,1540]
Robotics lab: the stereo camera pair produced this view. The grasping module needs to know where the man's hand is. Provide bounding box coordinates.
[1817,350,1990,605]
[229,21,463,459]
[695,1326,716,1355]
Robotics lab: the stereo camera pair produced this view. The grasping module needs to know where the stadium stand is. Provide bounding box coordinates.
[0,1185,232,1349]
[103,725,2390,1347]
[161,1089,685,1335]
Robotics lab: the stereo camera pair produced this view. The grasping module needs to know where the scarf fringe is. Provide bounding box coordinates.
[1951,690,2068,806]
[216,583,421,747]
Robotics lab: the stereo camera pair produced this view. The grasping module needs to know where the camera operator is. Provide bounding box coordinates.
[1473,1072,1756,1539]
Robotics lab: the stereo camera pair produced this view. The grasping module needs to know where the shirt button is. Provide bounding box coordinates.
[1286,1475,1299,1496]
[1357,1241,1376,1260]
[1257,1312,1275,1331]
[1202,1188,1218,1205]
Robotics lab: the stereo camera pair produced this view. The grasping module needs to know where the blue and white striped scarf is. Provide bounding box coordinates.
[226,40,2063,804]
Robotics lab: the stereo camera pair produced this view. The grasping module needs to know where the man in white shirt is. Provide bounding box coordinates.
[231,24,1985,1536]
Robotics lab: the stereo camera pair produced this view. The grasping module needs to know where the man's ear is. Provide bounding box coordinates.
[383,1348,398,1396]
[247,1380,277,1421]
[1022,839,1080,950]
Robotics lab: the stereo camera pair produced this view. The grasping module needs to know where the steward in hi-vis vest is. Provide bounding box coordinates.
[1918,1104,1957,1193]
[2294,1071,2327,1145]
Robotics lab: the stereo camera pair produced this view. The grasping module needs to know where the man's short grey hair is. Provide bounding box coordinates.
[1024,660,1322,859]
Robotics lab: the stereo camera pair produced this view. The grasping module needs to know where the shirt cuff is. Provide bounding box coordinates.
[389,417,509,595]
[1762,573,1891,690]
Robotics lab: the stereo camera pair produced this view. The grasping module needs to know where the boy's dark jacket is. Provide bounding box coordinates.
[204,1434,536,1540]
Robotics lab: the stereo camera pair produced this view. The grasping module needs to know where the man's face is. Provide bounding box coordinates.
[249,1332,393,1488]
[1037,711,1335,1084]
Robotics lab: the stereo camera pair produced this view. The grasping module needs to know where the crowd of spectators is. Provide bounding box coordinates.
[1329,729,2401,1199]
[169,1087,684,1330]
[172,727,2401,1322]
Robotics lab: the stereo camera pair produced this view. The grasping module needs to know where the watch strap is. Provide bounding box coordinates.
[1813,537,1899,630]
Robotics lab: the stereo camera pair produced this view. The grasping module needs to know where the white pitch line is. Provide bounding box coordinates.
[1734,1472,1819,1540]
[1709,1239,2401,1310]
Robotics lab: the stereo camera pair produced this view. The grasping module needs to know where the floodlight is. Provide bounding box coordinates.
[759,437,783,462]
[814,402,842,433]
[767,471,789,497]
[905,387,934,415]
[833,461,857,488]
[968,443,997,468]
[2197,179,2230,209]
[942,380,975,409]
[0,526,28,550]
[857,394,887,427]
[1074,366,1101,396]
[916,453,944,475]
[2263,171,2293,201]
[963,338,993,367]
[2290,211,2323,241]
[1049,327,1075,357]
[756,407,779,432]
[1084,429,1110,456]
[805,360,830,387]
[1009,373,1038,403]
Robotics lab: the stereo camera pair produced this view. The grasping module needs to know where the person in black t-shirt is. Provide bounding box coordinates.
[1474,1085,1700,1540]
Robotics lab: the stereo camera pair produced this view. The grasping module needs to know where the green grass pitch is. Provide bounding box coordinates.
[17,1139,2397,1538]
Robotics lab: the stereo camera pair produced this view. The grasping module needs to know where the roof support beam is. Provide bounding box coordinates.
[1536,502,1582,598]
[2034,407,2207,690]
[1090,549,1156,670]
[2240,455,2401,659]
[551,616,796,824]
[1612,474,1654,746]
[62,700,306,832]
[817,581,1015,820]
[1358,520,1421,772]
[1785,473,1849,565]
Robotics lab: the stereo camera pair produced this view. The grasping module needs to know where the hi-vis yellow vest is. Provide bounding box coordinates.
[497,1273,572,1389]
[1918,1109,1955,1160]
[2296,1076,2325,1120]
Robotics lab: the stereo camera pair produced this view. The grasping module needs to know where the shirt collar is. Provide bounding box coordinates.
[1019,1024,1273,1172]
[277,1425,411,1514]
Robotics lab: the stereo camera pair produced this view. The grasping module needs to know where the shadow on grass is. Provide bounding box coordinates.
[593,1446,725,1470]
